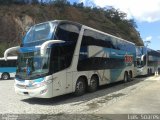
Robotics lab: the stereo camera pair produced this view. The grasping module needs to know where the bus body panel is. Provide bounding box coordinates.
[0,57,17,79]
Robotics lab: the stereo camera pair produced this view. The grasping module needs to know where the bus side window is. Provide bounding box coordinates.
[56,23,80,42]
[79,46,88,61]
[50,46,70,74]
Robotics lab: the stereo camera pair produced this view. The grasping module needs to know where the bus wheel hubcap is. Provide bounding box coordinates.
[77,81,84,92]
[91,79,97,88]
[3,75,8,79]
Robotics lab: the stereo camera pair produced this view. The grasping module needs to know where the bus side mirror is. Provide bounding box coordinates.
[40,40,65,56]
[141,55,145,61]
[4,46,20,61]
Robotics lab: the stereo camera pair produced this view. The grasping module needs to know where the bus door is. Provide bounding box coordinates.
[50,46,68,95]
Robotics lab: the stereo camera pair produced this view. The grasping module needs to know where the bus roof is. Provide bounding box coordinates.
[0,56,17,60]
[31,20,135,45]
[32,20,82,28]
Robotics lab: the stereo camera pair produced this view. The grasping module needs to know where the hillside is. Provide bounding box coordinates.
[0,4,143,57]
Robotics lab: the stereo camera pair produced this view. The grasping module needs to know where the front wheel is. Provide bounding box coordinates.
[2,73,10,80]
[74,78,86,96]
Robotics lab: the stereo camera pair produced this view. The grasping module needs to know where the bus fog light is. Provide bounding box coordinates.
[40,89,48,94]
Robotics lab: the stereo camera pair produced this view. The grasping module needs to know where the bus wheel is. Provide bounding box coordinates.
[123,72,128,83]
[2,73,10,80]
[88,76,98,92]
[74,78,86,96]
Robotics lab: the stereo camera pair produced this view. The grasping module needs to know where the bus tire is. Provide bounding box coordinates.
[88,76,98,92]
[1,73,10,80]
[123,72,128,83]
[74,77,86,96]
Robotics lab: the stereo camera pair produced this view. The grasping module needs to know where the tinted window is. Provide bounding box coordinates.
[50,43,75,73]
[106,36,117,49]
[23,23,52,43]
[49,23,81,73]
[117,39,135,53]
[56,23,80,42]
[80,30,117,49]
[77,29,125,71]
[148,49,160,57]
[0,60,17,67]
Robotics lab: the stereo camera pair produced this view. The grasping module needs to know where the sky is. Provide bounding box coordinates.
[68,0,160,50]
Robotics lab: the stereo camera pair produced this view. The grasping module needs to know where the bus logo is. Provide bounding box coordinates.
[125,55,133,63]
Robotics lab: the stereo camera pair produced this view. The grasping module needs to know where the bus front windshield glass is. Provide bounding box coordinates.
[23,22,56,43]
[16,50,50,79]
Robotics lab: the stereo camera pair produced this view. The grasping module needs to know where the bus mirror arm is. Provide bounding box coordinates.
[40,40,65,56]
[4,46,20,61]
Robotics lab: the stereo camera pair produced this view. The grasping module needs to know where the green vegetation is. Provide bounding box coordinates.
[0,0,143,57]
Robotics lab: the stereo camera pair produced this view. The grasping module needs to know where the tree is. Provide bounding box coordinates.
[128,19,137,28]
[0,0,14,5]
[104,8,126,22]
[73,2,77,7]
[53,0,67,5]
[32,0,39,4]
[76,2,84,8]
[13,0,26,4]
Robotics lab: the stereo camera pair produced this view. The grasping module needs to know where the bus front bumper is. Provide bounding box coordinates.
[14,83,53,98]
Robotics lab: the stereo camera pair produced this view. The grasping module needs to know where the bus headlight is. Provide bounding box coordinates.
[33,79,53,88]
[40,89,48,94]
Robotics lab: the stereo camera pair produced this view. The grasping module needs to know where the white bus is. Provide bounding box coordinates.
[0,56,17,80]
[4,20,136,98]
[136,46,160,76]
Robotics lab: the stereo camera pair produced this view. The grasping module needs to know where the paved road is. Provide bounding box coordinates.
[95,76,160,114]
[0,76,160,120]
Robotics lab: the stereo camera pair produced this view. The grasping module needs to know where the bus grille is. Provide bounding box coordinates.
[16,84,29,89]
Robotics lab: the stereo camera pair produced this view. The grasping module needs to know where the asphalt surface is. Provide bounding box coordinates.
[0,76,160,120]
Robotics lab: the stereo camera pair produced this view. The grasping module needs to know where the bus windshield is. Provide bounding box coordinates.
[23,22,56,44]
[16,50,50,80]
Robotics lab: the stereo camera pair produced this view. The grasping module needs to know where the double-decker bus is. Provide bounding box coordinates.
[0,56,17,80]
[4,20,136,98]
[136,46,160,76]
